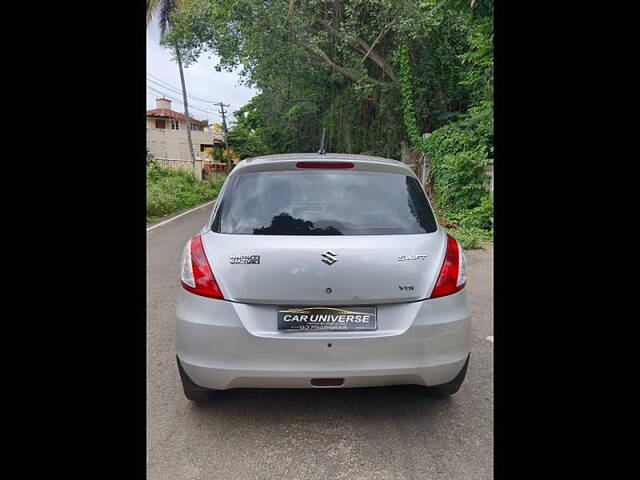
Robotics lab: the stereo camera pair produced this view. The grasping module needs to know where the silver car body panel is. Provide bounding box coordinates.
[176,153,471,390]
[176,289,471,389]
[202,229,446,305]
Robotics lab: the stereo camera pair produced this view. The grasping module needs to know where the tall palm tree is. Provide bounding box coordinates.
[147,0,197,167]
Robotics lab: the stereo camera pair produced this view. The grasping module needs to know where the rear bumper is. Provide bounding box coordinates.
[175,290,471,390]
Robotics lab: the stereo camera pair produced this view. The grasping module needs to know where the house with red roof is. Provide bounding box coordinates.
[146,97,224,164]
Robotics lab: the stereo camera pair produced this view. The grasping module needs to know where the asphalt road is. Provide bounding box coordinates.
[147,203,493,480]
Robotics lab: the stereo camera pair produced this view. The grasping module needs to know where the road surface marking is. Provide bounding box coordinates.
[486,336,493,343]
[147,199,216,232]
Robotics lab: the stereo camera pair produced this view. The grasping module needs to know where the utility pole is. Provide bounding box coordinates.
[175,49,197,168]
[318,128,326,154]
[214,102,231,174]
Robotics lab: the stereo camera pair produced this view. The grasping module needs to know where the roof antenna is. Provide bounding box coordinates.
[317,128,326,154]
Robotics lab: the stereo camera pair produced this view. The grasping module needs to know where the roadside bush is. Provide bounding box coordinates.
[419,114,492,249]
[399,20,493,249]
[439,195,493,249]
[432,149,489,214]
[448,226,491,250]
[147,151,158,167]
[422,121,490,212]
[423,122,485,160]
[146,164,224,221]
[450,194,493,231]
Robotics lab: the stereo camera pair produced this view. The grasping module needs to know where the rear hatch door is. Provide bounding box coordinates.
[202,230,445,305]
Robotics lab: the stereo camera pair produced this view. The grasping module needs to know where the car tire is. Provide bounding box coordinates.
[176,356,217,403]
[424,354,469,397]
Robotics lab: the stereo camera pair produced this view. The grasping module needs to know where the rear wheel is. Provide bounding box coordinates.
[177,356,217,403]
[424,355,469,397]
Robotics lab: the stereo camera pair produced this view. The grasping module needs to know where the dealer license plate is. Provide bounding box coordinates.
[277,306,377,332]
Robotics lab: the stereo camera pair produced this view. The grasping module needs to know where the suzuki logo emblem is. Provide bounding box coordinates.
[321,251,338,265]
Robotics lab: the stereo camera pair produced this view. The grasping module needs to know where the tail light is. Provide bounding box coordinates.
[181,234,224,299]
[429,234,467,299]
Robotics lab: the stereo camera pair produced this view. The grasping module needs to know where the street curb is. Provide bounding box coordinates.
[146,198,216,232]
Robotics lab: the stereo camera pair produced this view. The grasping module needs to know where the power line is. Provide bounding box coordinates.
[147,86,211,113]
[147,86,216,117]
[147,74,240,127]
[147,86,215,118]
[147,83,221,120]
[147,98,213,121]
[148,85,237,128]
[147,73,212,103]
[146,78,213,109]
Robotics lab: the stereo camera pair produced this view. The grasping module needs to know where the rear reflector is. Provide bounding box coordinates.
[296,161,354,169]
[310,378,345,387]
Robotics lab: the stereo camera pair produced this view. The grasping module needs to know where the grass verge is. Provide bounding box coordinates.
[437,195,493,250]
[147,165,226,223]
[447,224,493,250]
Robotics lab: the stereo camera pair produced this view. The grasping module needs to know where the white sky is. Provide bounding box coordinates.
[146,20,258,126]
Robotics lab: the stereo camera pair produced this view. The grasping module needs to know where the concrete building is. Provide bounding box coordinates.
[146,98,224,163]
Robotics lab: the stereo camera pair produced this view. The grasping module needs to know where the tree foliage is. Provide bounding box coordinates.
[166,0,494,245]
[396,0,492,219]
[167,0,487,159]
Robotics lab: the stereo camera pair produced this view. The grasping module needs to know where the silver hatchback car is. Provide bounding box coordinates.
[176,153,471,402]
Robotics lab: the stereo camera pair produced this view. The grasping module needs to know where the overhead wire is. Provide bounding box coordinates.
[147,73,212,103]
[147,86,215,119]
[147,79,214,110]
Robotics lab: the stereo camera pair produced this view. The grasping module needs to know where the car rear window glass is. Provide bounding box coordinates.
[212,170,438,235]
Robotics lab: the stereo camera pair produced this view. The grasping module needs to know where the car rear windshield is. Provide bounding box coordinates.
[212,170,438,235]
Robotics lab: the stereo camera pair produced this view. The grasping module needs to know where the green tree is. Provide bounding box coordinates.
[165,0,494,246]
[227,97,272,159]
[167,0,476,158]
[147,0,197,166]
[400,0,493,215]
